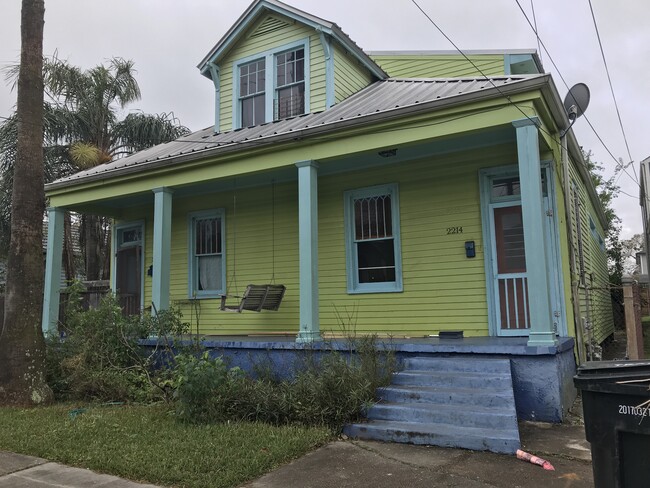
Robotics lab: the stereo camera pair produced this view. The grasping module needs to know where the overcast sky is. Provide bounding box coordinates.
[0,0,647,239]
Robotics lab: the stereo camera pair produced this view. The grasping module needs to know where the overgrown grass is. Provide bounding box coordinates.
[0,404,331,488]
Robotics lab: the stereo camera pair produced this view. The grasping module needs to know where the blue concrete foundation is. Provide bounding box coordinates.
[141,336,576,422]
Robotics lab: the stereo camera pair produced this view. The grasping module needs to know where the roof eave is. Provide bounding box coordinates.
[46,76,551,193]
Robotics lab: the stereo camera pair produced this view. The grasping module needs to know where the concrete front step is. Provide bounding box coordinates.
[345,357,521,453]
[378,385,515,408]
[391,370,511,389]
[368,402,517,430]
[343,420,520,454]
[403,356,512,374]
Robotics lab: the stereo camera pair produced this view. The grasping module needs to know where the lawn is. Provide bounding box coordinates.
[0,403,332,488]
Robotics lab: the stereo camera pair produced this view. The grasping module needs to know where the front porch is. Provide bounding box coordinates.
[143,334,577,422]
[43,114,567,350]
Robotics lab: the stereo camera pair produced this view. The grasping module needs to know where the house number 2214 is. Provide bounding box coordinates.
[446,226,463,235]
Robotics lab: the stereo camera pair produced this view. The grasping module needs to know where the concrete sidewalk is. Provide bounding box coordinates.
[0,451,159,487]
[0,421,593,487]
[242,422,593,488]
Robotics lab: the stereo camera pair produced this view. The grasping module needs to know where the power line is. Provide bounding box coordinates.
[529,0,542,65]
[408,0,560,147]
[512,0,640,189]
[587,0,637,179]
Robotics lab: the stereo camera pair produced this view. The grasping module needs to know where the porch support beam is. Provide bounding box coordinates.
[513,117,557,347]
[152,187,173,313]
[295,160,321,343]
[42,207,65,336]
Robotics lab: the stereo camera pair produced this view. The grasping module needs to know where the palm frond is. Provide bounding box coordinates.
[111,112,190,156]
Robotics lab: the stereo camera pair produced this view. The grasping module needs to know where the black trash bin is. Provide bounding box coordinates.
[574,360,650,488]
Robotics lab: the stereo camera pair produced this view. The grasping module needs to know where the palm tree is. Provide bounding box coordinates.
[0,0,53,405]
[0,56,191,279]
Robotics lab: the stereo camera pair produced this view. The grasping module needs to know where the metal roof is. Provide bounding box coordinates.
[47,75,547,190]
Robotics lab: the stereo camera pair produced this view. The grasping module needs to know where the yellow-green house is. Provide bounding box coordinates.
[43,0,613,359]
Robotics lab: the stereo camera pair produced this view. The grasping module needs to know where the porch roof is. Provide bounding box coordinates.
[46,74,548,191]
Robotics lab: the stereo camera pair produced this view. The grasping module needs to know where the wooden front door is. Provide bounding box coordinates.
[493,204,530,333]
[115,224,143,316]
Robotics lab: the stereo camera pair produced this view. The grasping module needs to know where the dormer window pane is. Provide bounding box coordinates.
[275,48,305,120]
[240,59,266,127]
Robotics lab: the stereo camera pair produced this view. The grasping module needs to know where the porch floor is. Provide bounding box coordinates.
[188,335,575,357]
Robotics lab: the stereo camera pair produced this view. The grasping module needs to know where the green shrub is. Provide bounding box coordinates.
[173,353,247,423]
[173,336,396,431]
[46,287,189,403]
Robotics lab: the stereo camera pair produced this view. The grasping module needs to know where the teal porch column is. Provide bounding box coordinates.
[152,187,173,313]
[295,161,321,343]
[42,207,64,336]
[513,118,557,347]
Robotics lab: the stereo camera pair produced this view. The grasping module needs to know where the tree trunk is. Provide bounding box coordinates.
[0,0,53,405]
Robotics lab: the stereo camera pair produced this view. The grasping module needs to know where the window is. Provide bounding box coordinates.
[275,48,304,119]
[189,210,225,297]
[234,40,309,128]
[239,59,266,127]
[589,215,605,251]
[345,184,402,293]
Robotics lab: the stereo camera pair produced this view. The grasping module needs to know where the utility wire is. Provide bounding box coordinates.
[513,0,640,189]
[408,0,555,143]
[587,0,635,169]
[529,0,542,65]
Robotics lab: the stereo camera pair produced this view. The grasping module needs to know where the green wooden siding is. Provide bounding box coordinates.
[369,54,505,78]
[122,143,523,337]
[333,44,374,104]
[216,13,326,133]
[567,160,614,344]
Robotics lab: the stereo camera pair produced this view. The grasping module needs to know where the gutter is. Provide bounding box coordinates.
[46,75,550,193]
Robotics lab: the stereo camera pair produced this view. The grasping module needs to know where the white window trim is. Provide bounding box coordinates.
[188,209,226,299]
[344,183,403,294]
[232,37,310,129]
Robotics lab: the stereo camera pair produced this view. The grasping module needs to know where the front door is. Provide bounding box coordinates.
[493,203,529,333]
[114,223,143,316]
[483,166,565,336]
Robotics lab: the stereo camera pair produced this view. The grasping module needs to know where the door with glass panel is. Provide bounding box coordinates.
[492,202,529,334]
[115,223,143,316]
[487,169,564,336]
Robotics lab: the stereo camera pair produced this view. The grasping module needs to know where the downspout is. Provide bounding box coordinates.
[561,134,586,364]
[317,28,335,109]
[208,63,221,133]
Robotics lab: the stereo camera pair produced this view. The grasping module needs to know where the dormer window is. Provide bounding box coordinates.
[275,48,304,119]
[240,59,266,127]
[233,39,310,129]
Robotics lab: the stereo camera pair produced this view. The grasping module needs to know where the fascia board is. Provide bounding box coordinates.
[45,76,550,194]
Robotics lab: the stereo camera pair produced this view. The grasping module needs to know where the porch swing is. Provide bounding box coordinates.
[219,181,286,313]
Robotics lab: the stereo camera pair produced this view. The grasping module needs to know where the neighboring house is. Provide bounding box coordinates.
[42,0,614,440]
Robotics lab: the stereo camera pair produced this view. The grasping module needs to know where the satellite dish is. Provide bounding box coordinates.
[563,83,590,120]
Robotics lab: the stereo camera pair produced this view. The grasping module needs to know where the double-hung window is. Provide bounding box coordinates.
[344,184,403,293]
[275,48,304,119]
[235,40,309,128]
[239,59,266,127]
[189,210,225,298]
